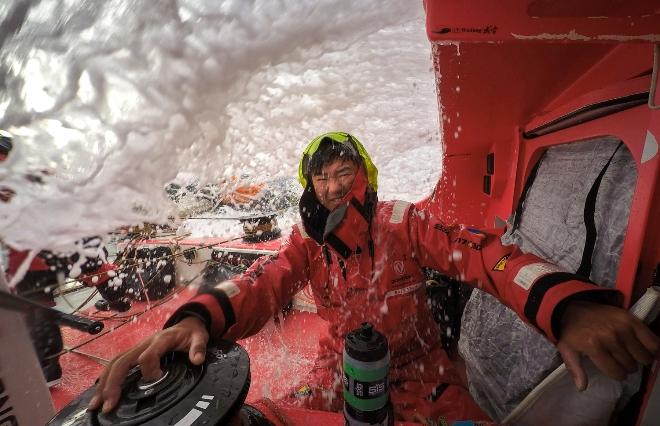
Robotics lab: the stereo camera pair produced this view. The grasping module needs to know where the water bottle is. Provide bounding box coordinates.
[343,322,393,425]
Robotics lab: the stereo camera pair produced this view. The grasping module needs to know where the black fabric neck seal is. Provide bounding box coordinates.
[298,184,328,244]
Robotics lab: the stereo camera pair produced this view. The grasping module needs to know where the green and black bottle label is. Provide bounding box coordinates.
[343,322,393,426]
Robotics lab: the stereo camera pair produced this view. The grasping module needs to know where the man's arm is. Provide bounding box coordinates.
[408,206,659,389]
[557,301,658,391]
[165,225,311,341]
[89,225,311,412]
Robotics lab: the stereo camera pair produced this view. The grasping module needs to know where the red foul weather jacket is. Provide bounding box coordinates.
[165,169,621,422]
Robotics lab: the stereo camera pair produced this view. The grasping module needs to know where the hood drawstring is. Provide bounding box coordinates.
[322,244,332,265]
[368,227,375,281]
[365,190,376,281]
[338,259,347,280]
[322,244,332,293]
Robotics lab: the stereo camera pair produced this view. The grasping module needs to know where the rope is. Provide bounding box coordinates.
[14,235,244,299]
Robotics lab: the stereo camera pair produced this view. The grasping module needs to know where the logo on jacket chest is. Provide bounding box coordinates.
[393,260,405,275]
[390,258,414,286]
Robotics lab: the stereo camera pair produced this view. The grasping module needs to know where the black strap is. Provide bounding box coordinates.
[325,233,353,259]
[350,197,369,221]
[322,245,332,265]
[576,142,623,278]
[428,383,450,402]
[338,259,347,280]
[512,151,547,232]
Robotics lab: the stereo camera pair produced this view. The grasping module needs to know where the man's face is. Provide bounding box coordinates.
[312,159,358,211]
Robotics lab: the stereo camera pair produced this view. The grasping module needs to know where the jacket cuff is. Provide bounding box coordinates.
[522,271,622,342]
[163,302,214,333]
[550,288,623,341]
[163,287,235,338]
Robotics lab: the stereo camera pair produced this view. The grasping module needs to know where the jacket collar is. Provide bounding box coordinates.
[299,169,377,258]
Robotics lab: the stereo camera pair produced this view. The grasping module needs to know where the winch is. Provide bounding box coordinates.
[48,341,272,425]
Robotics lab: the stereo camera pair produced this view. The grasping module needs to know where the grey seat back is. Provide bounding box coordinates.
[458,136,638,421]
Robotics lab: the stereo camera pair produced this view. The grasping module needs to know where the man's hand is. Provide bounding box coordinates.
[87,316,209,413]
[557,301,659,391]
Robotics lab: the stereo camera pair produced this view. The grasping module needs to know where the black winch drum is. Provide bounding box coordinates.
[47,341,270,425]
[343,322,393,426]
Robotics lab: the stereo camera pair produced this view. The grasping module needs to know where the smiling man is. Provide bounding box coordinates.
[309,149,359,211]
[90,132,658,424]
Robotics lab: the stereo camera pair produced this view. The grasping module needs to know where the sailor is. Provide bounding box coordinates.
[89,132,659,423]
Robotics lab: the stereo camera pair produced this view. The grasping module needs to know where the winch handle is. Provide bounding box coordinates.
[0,290,104,334]
[56,311,104,334]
